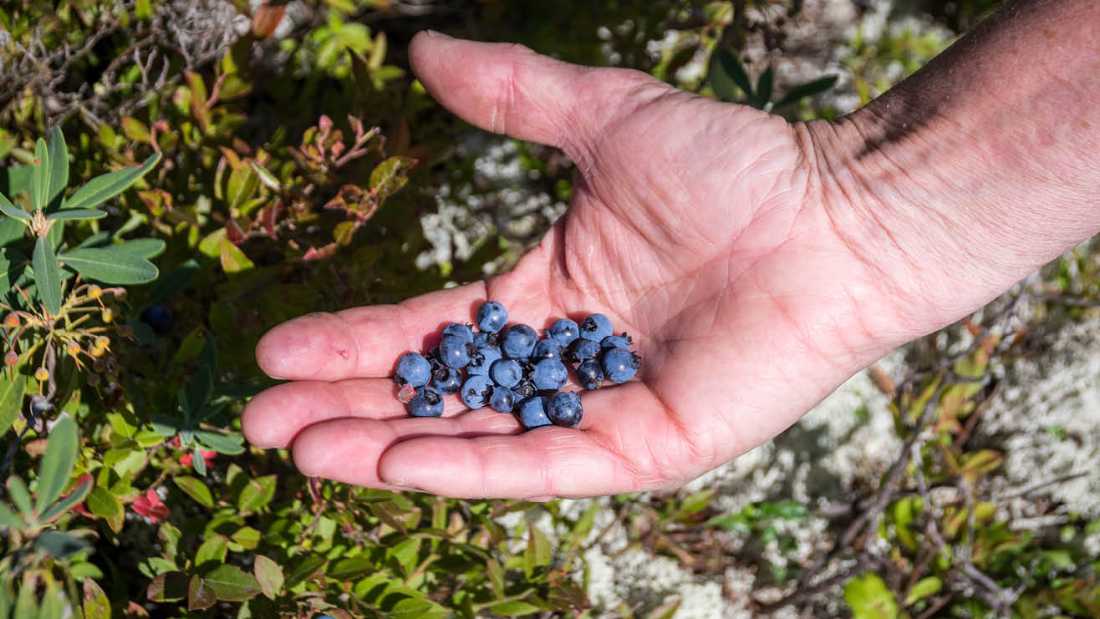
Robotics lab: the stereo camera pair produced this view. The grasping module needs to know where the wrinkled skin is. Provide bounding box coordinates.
[242,33,940,499]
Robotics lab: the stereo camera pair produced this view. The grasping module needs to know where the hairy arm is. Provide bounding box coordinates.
[804,0,1100,344]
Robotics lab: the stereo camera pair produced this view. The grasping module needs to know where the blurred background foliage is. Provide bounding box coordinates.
[2,0,1099,617]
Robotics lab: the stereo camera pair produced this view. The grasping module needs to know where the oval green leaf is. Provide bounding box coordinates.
[60,246,158,284]
[63,153,159,211]
[32,235,63,315]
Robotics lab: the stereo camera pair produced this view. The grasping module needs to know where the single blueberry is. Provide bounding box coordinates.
[576,359,605,390]
[547,391,583,427]
[460,375,495,409]
[439,334,472,369]
[140,304,173,334]
[490,386,516,413]
[532,338,563,361]
[476,301,508,333]
[601,333,632,350]
[467,345,502,376]
[408,387,445,417]
[567,338,601,364]
[517,396,552,430]
[601,348,640,384]
[548,318,580,346]
[579,313,613,342]
[490,359,523,388]
[473,330,499,348]
[443,322,475,343]
[431,366,463,394]
[395,352,432,387]
[501,324,538,359]
[532,358,568,391]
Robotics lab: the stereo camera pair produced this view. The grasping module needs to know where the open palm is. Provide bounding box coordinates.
[242,33,912,499]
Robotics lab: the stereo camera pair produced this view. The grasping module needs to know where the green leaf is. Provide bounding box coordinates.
[254,555,284,599]
[845,573,900,619]
[204,564,261,602]
[370,156,416,199]
[46,127,68,207]
[231,526,261,550]
[32,235,63,315]
[46,209,105,222]
[0,371,25,439]
[251,161,281,190]
[237,475,277,513]
[36,530,90,558]
[0,501,22,529]
[777,75,838,107]
[285,555,325,587]
[119,238,166,259]
[755,67,774,107]
[63,153,159,211]
[35,414,78,514]
[39,474,93,522]
[488,601,543,616]
[188,576,216,611]
[82,579,111,619]
[86,487,124,533]
[904,576,942,606]
[0,218,25,246]
[1,164,33,197]
[60,245,158,284]
[194,534,228,567]
[7,477,33,520]
[226,165,260,210]
[195,430,245,455]
[328,556,373,580]
[218,238,254,273]
[14,573,35,619]
[31,138,50,211]
[0,192,30,220]
[173,476,214,508]
[708,48,752,102]
[390,596,449,619]
[523,524,552,577]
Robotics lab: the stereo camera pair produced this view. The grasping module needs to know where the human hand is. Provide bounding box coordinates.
[239,32,1000,498]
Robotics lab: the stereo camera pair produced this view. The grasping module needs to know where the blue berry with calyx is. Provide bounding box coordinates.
[576,360,604,390]
[579,313,613,342]
[532,358,568,391]
[439,334,473,369]
[473,330,499,348]
[532,338,563,361]
[443,322,475,343]
[601,333,632,350]
[431,366,463,394]
[567,338,601,364]
[460,375,494,409]
[501,324,538,359]
[513,379,536,399]
[408,388,445,417]
[548,319,580,346]
[490,386,516,413]
[395,352,432,387]
[547,392,583,427]
[602,348,640,384]
[141,304,174,334]
[490,358,523,388]
[467,344,502,376]
[517,396,552,430]
[477,301,508,333]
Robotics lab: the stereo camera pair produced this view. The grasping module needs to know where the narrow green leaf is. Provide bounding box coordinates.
[218,238,253,274]
[46,127,69,207]
[0,371,25,439]
[195,430,245,455]
[251,161,281,190]
[254,555,284,599]
[777,75,838,107]
[488,601,542,617]
[904,576,942,606]
[36,530,90,558]
[31,139,50,211]
[226,165,260,210]
[7,477,33,520]
[204,564,261,602]
[46,209,105,222]
[32,235,63,315]
[63,153,159,211]
[34,415,79,514]
[119,238,166,259]
[0,192,30,221]
[39,580,65,619]
[0,501,22,528]
[756,67,775,106]
[173,476,214,508]
[60,246,158,284]
[15,573,35,619]
[39,474,93,522]
[708,48,752,102]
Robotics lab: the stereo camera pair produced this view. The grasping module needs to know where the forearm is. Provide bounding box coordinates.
[804,0,1100,341]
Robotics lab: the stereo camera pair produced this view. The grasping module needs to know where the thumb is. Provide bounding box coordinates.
[409,31,648,154]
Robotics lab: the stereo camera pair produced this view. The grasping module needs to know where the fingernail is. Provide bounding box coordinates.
[423,29,451,39]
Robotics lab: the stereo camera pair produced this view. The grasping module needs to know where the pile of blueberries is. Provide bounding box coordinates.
[393,301,641,430]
